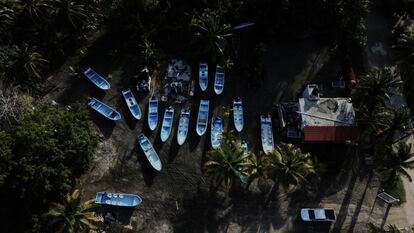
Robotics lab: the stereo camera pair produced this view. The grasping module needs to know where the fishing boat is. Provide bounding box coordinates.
[160,106,174,142]
[239,141,249,184]
[260,115,274,154]
[137,133,162,171]
[199,62,208,91]
[214,65,225,95]
[210,117,223,149]
[177,109,190,145]
[95,192,142,207]
[83,68,110,90]
[122,88,141,120]
[196,100,210,136]
[233,98,244,132]
[148,96,158,131]
[88,97,121,121]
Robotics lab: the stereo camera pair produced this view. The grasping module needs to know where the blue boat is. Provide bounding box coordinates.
[95,192,142,207]
[83,68,110,90]
[177,109,190,145]
[199,62,208,91]
[233,98,244,132]
[211,117,223,149]
[214,65,225,95]
[196,100,210,136]
[138,133,162,171]
[122,89,141,120]
[160,106,174,142]
[148,96,158,131]
[88,98,121,121]
[260,115,274,154]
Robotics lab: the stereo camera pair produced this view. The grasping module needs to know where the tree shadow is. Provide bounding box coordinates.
[89,111,116,139]
[332,171,358,232]
[168,126,180,163]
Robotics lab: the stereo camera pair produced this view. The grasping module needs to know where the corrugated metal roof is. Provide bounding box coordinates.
[303,126,359,142]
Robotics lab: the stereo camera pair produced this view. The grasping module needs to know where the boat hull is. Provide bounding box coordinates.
[233,98,244,132]
[95,192,142,207]
[214,65,224,95]
[177,110,190,145]
[199,62,208,91]
[260,115,274,154]
[88,98,121,121]
[196,100,210,136]
[84,68,110,90]
[138,133,162,171]
[122,89,141,120]
[211,117,223,149]
[148,96,158,131]
[160,107,174,142]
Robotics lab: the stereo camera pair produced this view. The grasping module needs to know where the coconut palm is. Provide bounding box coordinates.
[190,8,232,60]
[0,3,17,35]
[266,143,316,191]
[18,0,51,24]
[46,189,99,233]
[377,143,414,183]
[378,107,413,142]
[51,0,90,30]
[140,37,159,66]
[352,66,403,112]
[9,43,48,82]
[204,132,250,190]
[244,152,269,183]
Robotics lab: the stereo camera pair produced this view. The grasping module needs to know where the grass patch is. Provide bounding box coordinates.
[384,176,406,204]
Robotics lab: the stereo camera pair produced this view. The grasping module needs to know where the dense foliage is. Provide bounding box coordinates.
[0,103,97,232]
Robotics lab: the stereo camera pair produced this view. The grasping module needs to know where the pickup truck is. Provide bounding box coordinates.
[300,208,336,222]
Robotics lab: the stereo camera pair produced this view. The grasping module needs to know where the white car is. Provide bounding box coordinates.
[300,208,336,222]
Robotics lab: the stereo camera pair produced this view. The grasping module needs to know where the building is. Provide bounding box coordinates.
[278,84,359,142]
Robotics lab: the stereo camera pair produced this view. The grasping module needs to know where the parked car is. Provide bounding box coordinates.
[300,208,336,222]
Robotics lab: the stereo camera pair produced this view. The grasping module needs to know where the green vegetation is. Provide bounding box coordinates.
[368,222,414,233]
[46,189,99,233]
[0,103,97,232]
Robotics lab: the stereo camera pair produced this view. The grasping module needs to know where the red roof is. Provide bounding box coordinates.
[303,126,359,142]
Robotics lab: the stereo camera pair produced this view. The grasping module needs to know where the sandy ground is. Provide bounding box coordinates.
[43,3,414,232]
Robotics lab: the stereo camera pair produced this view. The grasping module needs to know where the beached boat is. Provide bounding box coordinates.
[88,97,121,121]
[122,88,141,120]
[95,192,142,207]
[239,141,249,183]
[214,65,225,95]
[211,117,223,149]
[137,133,162,171]
[233,98,244,132]
[199,62,208,91]
[160,106,174,142]
[196,100,210,136]
[83,68,110,90]
[148,96,158,131]
[260,115,274,154]
[177,109,190,145]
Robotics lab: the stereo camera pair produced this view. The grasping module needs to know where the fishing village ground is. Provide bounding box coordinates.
[44,2,414,233]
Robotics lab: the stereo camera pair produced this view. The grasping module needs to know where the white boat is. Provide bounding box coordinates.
[233,97,244,132]
[160,106,174,142]
[199,62,208,91]
[210,117,223,149]
[148,96,158,131]
[260,115,274,154]
[137,133,162,171]
[214,65,225,95]
[122,88,141,120]
[83,68,110,90]
[196,100,210,136]
[177,109,190,145]
[88,98,121,121]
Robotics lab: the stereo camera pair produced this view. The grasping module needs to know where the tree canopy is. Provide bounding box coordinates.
[0,102,97,232]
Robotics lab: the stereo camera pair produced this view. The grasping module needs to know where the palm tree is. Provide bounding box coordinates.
[9,43,48,82]
[140,37,159,66]
[51,0,89,30]
[190,8,232,61]
[377,143,414,183]
[46,189,99,233]
[352,66,403,112]
[18,0,51,24]
[266,143,316,191]
[378,107,413,142]
[244,152,269,184]
[0,3,17,36]
[204,132,251,190]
